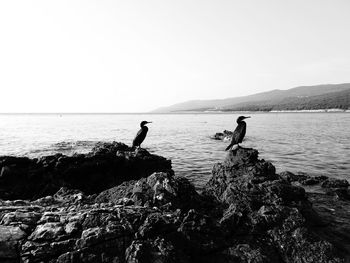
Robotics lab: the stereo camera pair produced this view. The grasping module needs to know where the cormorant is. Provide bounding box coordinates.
[225,116,250,151]
[132,121,152,149]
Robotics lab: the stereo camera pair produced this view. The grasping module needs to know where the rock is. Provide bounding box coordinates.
[323,187,350,201]
[321,178,349,189]
[29,222,65,241]
[0,226,27,259]
[214,243,271,263]
[269,221,342,263]
[137,212,178,239]
[0,178,216,262]
[280,171,308,182]
[315,175,329,182]
[0,188,140,262]
[332,188,350,200]
[64,221,80,236]
[280,171,330,186]
[212,130,234,141]
[1,211,41,227]
[94,180,137,204]
[308,192,350,262]
[213,132,225,140]
[96,172,201,210]
[125,238,189,263]
[177,209,226,255]
[54,187,85,203]
[0,166,11,178]
[301,177,320,186]
[0,142,172,200]
[204,147,343,262]
[37,212,61,224]
[0,146,347,262]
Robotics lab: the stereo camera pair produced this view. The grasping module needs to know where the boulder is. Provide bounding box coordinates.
[125,238,189,263]
[280,171,308,182]
[212,130,234,141]
[321,178,349,189]
[204,147,343,262]
[96,172,201,210]
[0,226,27,260]
[0,142,172,200]
[280,171,332,186]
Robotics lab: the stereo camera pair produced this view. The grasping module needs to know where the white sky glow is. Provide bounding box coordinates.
[0,0,349,112]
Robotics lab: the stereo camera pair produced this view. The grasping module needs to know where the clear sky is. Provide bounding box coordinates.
[0,0,349,113]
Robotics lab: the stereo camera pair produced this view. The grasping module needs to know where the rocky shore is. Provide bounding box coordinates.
[0,142,349,262]
[0,142,171,200]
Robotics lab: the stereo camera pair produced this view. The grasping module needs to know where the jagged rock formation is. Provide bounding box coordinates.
[280,171,349,188]
[280,171,350,201]
[95,172,203,211]
[204,148,344,262]
[0,145,347,262]
[0,142,172,200]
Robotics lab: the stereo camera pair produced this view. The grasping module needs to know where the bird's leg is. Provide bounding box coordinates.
[231,145,239,153]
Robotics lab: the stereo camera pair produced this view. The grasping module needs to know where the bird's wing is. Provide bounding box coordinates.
[226,127,239,151]
[237,124,246,143]
[132,128,147,147]
[231,123,246,144]
[226,123,247,151]
[231,128,240,145]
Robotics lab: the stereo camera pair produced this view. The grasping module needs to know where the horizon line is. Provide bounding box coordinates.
[0,112,151,115]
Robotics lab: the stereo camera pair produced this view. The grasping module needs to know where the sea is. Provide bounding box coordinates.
[0,113,349,189]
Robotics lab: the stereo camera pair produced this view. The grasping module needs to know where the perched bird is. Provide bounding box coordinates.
[132,121,152,149]
[225,116,250,151]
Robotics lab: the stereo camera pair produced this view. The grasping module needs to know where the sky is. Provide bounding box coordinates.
[0,0,350,113]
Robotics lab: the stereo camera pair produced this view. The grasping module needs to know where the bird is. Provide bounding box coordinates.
[132,121,152,149]
[225,116,250,151]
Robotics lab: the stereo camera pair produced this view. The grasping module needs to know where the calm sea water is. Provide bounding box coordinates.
[0,113,349,189]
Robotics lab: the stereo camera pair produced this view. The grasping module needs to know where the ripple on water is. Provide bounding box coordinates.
[0,113,349,188]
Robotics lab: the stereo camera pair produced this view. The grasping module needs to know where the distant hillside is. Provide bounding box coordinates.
[152,83,350,112]
[222,89,350,111]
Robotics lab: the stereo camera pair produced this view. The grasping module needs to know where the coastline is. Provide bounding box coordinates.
[155,109,350,114]
[0,108,349,115]
[0,142,349,262]
[203,108,349,113]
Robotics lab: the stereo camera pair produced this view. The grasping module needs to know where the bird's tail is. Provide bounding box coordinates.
[225,143,233,151]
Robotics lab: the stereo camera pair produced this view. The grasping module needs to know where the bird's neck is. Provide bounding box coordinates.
[237,120,246,125]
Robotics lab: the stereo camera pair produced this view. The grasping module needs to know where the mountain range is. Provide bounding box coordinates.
[152,83,350,112]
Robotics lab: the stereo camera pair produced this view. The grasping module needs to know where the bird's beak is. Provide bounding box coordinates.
[244,116,251,119]
[147,121,152,124]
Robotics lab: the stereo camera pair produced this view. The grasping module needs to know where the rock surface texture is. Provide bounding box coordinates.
[0,142,172,200]
[205,148,345,262]
[0,144,347,262]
